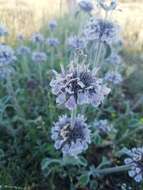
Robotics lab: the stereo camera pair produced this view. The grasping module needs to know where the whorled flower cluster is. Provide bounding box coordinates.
[94,119,111,135]
[32,51,47,63]
[46,38,60,47]
[48,20,57,31]
[99,0,117,11]
[124,147,143,183]
[31,33,44,44]
[0,44,16,66]
[67,35,86,50]
[51,115,91,156]
[78,0,94,12]
[105,53,122,65]
[0,67,14,80]
[17,34,25,41]
[50,65,110,110]
[83,18,119,44]
[16,45,31,56]
[105,71,122,85]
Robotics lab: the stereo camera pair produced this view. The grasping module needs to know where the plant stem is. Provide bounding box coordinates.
[92,40,103,69]
[93,165,131,176]
[0,185,24,190]
[50,47,54,69]
[6,74,24,117]
[71,108,77,128]
[115,125,143,145]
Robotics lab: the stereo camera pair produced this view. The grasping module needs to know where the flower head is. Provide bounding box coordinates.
[94,119,111,135]
[0,67,14,80]
[99,0,117,11]
[124,147,143,183]
[17,34,24,41]
[50,65,110,110]
[105,71,122,84]
[31,33,44,44]
[48,20,57,31]
[16,45,31,56]
[83,18,119,44]
[51,115,91,156]
[105,53,122,65]
[32,51,47,63]
[78,0,94,12]
[67,35,86,50]
[0,24,8,37]
[0,44,16,66]
[46,38,60,47]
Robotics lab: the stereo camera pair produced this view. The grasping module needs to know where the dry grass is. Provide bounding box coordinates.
[0,0,142,50]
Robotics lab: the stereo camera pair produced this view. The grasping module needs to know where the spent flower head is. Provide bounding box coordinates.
[0,44,16,66]
[124,147,143,183]
[51,115,91,157]
[50,64,110,110]
[83,18,120,44]
[32,51,47,63]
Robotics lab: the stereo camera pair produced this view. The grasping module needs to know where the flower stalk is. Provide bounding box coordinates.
[93,165,131,176]
[71,108,77,128]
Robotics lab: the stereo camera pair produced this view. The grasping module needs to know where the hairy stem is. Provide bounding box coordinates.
[71,108,77,128]
[93,165,131,176]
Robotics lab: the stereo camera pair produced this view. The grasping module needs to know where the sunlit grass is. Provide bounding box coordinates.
[0,0,142,52]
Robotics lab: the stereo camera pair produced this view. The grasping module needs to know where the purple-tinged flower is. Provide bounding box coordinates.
[31,33,44,44]
[0,24,8,37]
[78,0,94,12]
[32,51,47,63]
[16,45,31,56]
[46,38,60,47]
[83,18,119,44]
[48,20,57,31]
[94,119,111,135]
[0,44,16,66]
[51,115,91,156]
[105,53,122,65]
[67,35,86,50]
[124,147,143,183]
[105,71,122,84]
[50,65,110,110]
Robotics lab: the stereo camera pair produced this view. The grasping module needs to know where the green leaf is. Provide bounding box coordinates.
[0,149,4,159]
[78,172,90,187]
[62,156,87,167]
[104,43,112,59]
[41,157,61,171]
[89,180,98,190]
